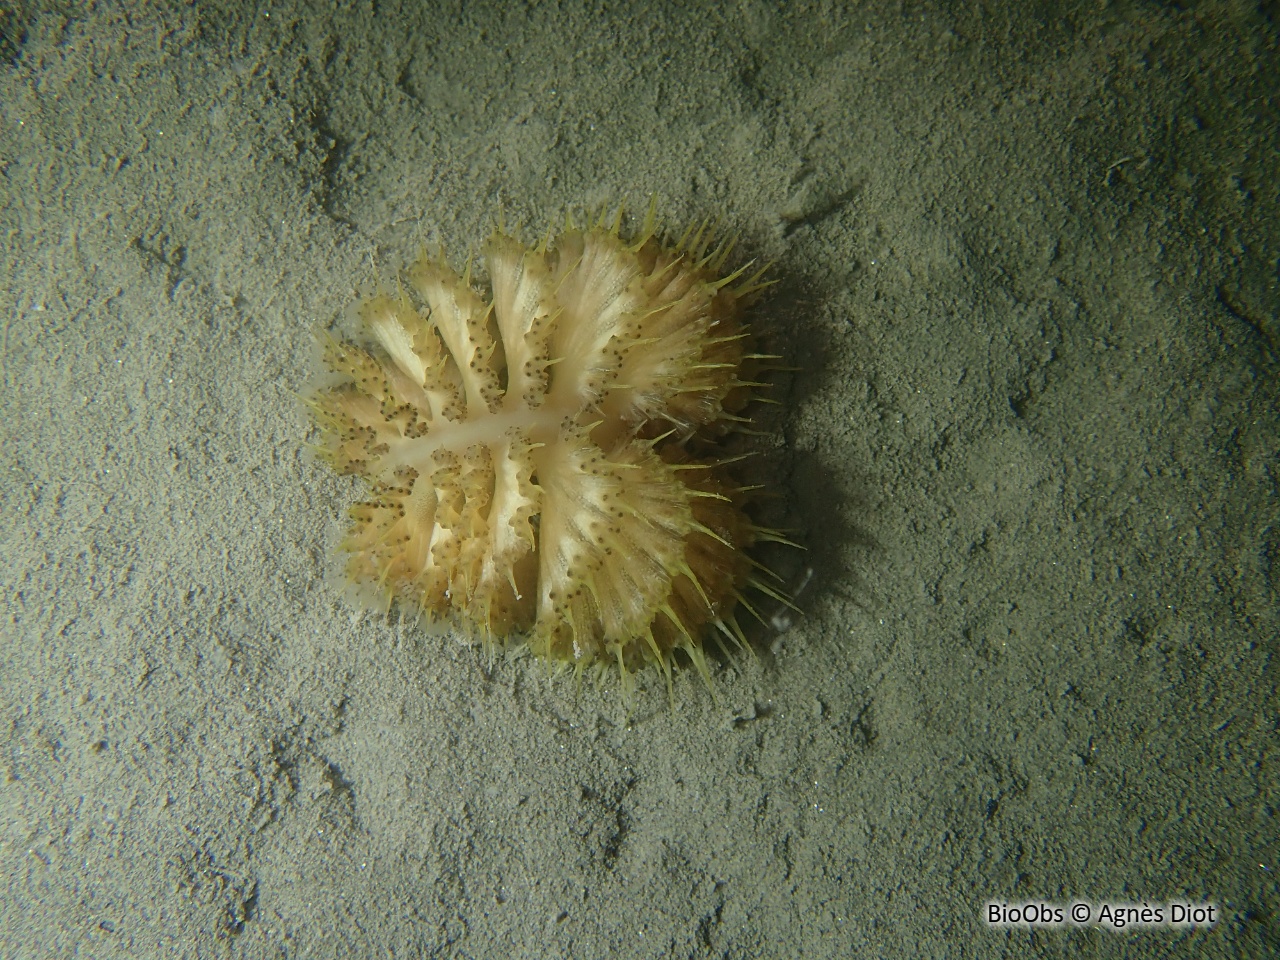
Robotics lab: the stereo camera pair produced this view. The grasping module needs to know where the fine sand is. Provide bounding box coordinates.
[1,2,1276,957]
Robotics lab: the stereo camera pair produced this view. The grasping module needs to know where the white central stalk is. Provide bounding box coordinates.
[378,404,570,478]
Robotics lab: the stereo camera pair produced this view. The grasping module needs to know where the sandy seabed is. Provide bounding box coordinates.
[1,2,1276,958]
